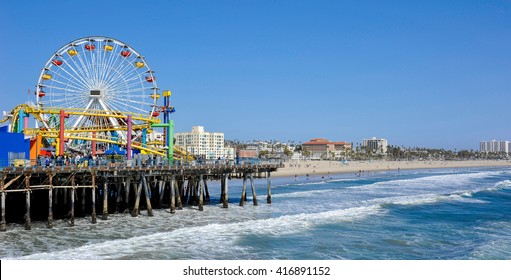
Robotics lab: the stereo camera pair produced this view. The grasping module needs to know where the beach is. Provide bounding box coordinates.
[274,159,511,178]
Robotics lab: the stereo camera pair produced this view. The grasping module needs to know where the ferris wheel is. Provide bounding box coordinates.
[35,36,160,149]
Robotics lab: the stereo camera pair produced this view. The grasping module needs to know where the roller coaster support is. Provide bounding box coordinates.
[126,115,132,160]
[92,131,97,156]
[151,120,174,163]
[16,109,29,133]
[142,128,147,148]
[59,110,69,156]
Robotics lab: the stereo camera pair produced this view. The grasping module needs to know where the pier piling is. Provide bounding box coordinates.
[132,180,142,217]
[240,173,247,207]
[24,175,31,230]
[267,171,272,204]
[102,181,108,220]
[142,175,153,216]
[70,175,75,226]
[176,177,183,210]
[170,175,176,214]
[48,175,54,228]
[198,175,204,211]
[250,173,258,206]
[25,190,31,230]
[1,191,6,232]
[91,173,97,224]
[124,178,131,214]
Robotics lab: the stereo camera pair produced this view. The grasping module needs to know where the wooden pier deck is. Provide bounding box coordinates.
[0,163,282,231]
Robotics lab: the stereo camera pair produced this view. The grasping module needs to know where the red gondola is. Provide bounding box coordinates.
[38,91,46,98]
[85,44,95,51]
[121,51,131,57]
[145,76,154,82]
[52,59,63,66]
[152,111,160,117]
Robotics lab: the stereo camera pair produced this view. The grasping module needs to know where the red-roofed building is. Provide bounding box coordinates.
[302,138,351,159]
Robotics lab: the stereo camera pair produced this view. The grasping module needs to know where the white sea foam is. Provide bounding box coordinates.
[485,179,511,191]
[272,189,335,198]
[14,204,384,260]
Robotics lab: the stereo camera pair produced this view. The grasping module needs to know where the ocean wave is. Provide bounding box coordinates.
[13,205,385,260]
[272,189,334,198]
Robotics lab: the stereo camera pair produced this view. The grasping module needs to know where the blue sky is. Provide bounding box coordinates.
[1,0,510,150]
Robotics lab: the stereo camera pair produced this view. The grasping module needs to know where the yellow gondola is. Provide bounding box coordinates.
[67,49,77,56]
[42,73,52,80]
[150,93,161,99]
[135,61,145,68]
[103,45,113,51]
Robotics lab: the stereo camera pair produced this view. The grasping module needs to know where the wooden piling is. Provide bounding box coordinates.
[70,186,75,226]
[176,177,183,210]
[1,191,6,232]
[267,171,272,204]
[102,180,108,220]
[223,174,229,208]
[142,175,153,217]
[132,180,142,217]
[170,176,176,214]
[158,180,165,208]
[115,180,122,214]
[183,178,190,206]
[124,177,131,214]
[81,187,86,214]
[203,177,210,203]
[70,175,75,226]
[198,175,204,211]
[250,173,258,206]
[25,190,31,230]
[240,173,247,207]
[25,175,31,230]
[91,173,97,224]
[47,175,53,228]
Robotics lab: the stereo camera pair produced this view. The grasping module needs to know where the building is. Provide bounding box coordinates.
[0,126,30,167]
[302,138,351,159]
[480,140,510,153]
[362,137,388,154]
[175,126,235,160]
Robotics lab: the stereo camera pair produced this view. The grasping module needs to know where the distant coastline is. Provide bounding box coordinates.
[273,159,511,178]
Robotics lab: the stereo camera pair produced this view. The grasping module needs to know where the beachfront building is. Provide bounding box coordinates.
[362,137,388,155]
[302,138,351,160]
[175,126,235,160]
[480,140,510,153]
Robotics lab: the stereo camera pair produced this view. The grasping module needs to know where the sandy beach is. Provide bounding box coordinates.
[273,159,511,178]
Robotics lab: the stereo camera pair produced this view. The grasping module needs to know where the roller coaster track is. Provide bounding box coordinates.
[1,104,192,160]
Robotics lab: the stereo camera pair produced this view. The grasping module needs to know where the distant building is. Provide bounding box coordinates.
[362,137,388,154]
[302,138,351,159]
[480,140,510,153]
[237,149,258,158]
[175,126,235,160]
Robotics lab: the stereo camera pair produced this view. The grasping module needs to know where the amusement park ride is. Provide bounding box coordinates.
[0,36,190,163]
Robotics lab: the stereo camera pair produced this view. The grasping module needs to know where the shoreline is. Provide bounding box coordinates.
[272,159,511,178]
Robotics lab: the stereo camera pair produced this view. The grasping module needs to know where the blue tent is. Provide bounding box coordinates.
[105,146,126,155]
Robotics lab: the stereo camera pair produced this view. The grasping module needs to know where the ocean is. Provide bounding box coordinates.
[1,166,510,260]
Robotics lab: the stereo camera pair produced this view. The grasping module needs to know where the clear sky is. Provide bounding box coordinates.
[1,0,510,150]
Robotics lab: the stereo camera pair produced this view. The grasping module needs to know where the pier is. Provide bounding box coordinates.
[0,163,281,231]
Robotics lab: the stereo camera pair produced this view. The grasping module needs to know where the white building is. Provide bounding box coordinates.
[480,140,510,153]
[175,126,235,160]
[362,137,388,154]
